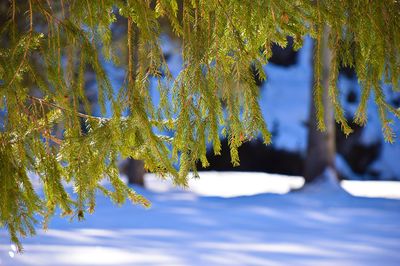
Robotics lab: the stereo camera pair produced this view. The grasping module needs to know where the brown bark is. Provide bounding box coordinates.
[304,26,336,183]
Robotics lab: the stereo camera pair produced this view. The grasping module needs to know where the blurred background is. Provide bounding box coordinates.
[108,13,400,186]
[1,3,400,266]
[116,31,400,187]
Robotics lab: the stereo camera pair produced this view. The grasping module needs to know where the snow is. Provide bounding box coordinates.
[341,180,400,200]
[146,171,304,197]
[1,172,400,266]
[297,168,350,196]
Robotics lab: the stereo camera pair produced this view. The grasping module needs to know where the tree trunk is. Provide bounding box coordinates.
[304,26,336,183]
[124,20,146,187]
[125,159,145,186]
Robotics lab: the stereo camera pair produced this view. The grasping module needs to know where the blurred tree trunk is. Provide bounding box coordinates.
[304,26,336,183]
[125,159,145,186]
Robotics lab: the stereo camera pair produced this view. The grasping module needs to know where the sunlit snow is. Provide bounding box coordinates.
[1,172,400,266]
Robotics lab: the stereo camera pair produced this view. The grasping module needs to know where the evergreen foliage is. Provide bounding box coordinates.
[0,0,399,250]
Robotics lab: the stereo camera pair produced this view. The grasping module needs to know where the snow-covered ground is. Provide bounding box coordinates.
[1,172,400,266]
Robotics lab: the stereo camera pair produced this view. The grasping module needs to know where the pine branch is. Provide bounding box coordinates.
[28,96,107,121]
